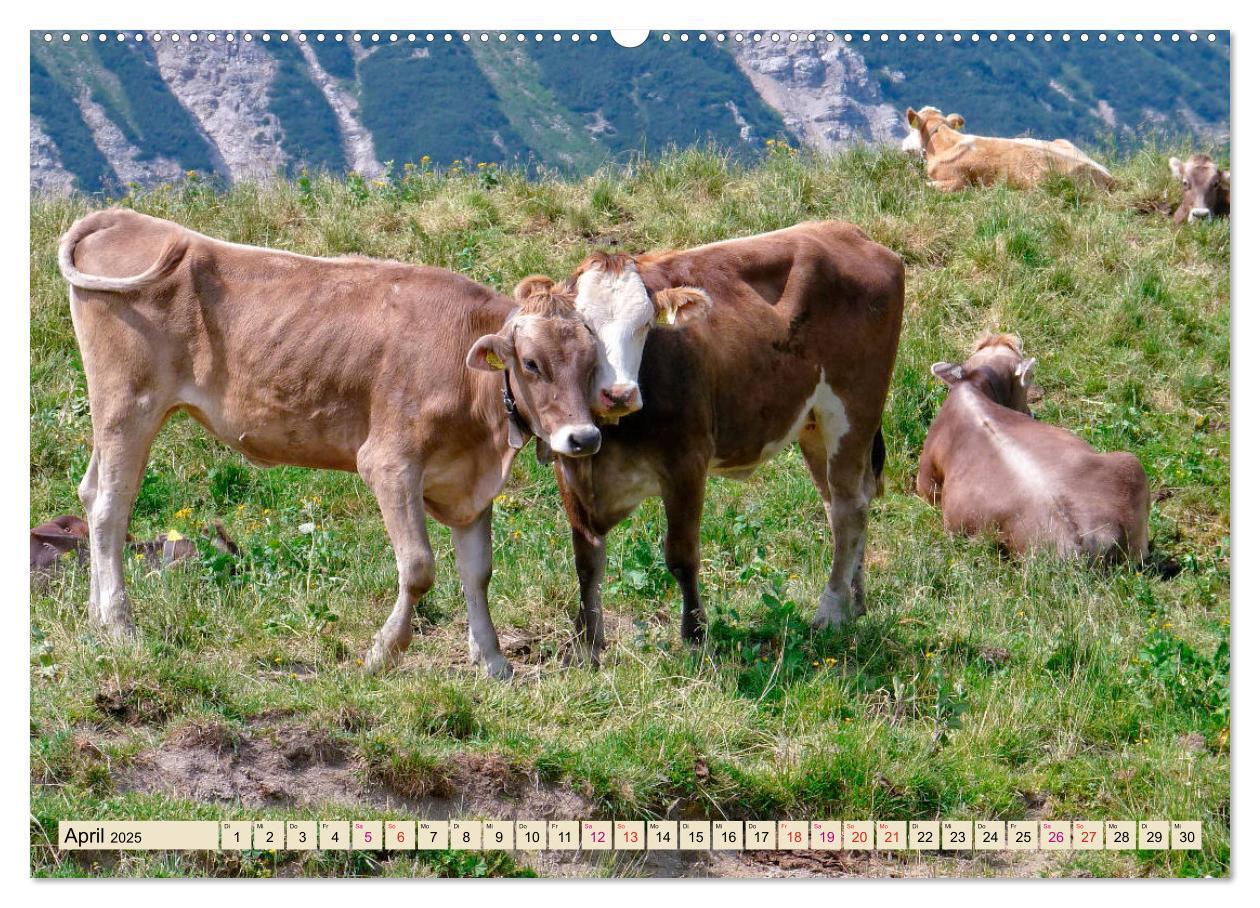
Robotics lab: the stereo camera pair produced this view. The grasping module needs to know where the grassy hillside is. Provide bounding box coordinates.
[30,144,1228,878]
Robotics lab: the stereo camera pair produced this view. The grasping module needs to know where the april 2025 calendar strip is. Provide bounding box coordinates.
[58,820,1203,852]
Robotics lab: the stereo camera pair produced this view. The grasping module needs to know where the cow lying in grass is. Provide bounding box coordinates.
[903,106,1115,191]
[916,333,1149,562]
[523,222,904,661]
[60,209,603,679]
[31,514,238,575]
[1170,154,1230,225]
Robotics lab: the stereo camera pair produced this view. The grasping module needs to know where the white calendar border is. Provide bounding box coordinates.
[6,0,1247,902]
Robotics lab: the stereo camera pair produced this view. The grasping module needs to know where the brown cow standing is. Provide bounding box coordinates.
[59,209,603,679]
[903,106,1115,192]
[916,333,1150,561]
[1170,154,1230,224]
[524,222,904,660]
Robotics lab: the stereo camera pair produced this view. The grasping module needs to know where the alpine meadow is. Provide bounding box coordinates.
[30,143,1229,878]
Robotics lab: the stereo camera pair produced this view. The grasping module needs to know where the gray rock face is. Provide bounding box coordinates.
[295,35,383,177]
[731,36,901,151]
[29,121,76,194]
[151,36,287,182]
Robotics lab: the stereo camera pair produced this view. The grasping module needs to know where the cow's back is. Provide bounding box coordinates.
[65,210,511,472]
[616,222,903,469]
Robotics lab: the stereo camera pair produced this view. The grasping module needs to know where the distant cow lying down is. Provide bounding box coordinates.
[1170,154,1229,224]
[30,515,90,573]
[31,515,239,574]
[916,334,1149,561]
[903,107,1115,192]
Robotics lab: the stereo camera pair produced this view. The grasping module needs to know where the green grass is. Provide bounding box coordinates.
[29,143,1229,878]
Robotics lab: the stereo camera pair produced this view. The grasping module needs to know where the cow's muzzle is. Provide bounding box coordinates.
[1189,207,1213,221]
[551,424,602,457]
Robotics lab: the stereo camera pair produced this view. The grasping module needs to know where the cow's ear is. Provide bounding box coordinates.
[513,274,555,302]
[946,113,965,130]
[1169,157,1184,179]
[906,107,922,129]
[466,333,512,371]
[930,361,964,385]
[1015,357,1037,388]
[653,286,712,328]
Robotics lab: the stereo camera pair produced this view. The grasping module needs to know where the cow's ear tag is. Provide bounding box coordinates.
[656,307,675,327]
[485,350,506,370]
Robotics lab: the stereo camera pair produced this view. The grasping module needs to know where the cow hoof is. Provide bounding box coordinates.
[363,636,407,675]
[563,642,603,669]
[811,588,861,629]
[483,656,514,681]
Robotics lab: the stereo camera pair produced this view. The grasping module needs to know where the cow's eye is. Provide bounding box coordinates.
[1182,180,1190,189]
[523,358,541,375]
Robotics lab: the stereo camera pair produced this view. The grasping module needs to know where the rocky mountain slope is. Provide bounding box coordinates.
[30,30,1229,194]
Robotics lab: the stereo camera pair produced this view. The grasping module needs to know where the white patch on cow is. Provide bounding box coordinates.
[901,130,924,157]
[958,387,1049,497]
[813,372,851,458]
[712,370,849,479]
[574,266,654,401]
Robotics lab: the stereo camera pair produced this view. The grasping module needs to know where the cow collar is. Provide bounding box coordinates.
[498,306,533,450]
[501,369,532,450]
[923,120,954,151]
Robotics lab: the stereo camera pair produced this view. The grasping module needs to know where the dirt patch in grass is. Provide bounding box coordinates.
[119,719,366,808]
[118,719,591,819]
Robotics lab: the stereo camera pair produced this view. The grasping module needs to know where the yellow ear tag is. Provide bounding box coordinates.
[165,529,185,542]
[656,307,676,327]
[485,350,506,370]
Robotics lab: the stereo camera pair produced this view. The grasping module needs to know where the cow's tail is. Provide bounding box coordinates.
[58,216,187,293]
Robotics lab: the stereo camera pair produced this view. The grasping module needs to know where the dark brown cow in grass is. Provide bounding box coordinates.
[523,221,905,661]
[916,333,1150,561]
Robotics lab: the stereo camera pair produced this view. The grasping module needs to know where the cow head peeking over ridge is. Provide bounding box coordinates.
[517,253,711,419]
[1169,154,1230,224]
[902,107,965,157]
[929,332,1039,415]
[466,291,604,457]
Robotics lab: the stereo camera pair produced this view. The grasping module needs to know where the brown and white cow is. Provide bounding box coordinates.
[916,333,1149,561]
[523,221,904,659]
[903,106,1115,191]
[1169,154,1230,224]
[59,208,603,679]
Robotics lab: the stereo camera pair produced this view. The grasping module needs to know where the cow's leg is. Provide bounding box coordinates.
[813,452,876,630]
[798,418,833,524]
[571,528,607,665]
[79,406,167,638]
[451,505,511,680]
[359,452,433,673]
[662,475,707,645]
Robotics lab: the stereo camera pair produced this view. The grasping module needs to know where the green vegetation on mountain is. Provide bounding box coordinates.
[468,42,607,172]
[262,39,347,174]
[90,42,219,174]
[527,34,788,161]
[308,34,357,81]
[359,42,532,167]
[30,55,115,193]
[862,35,1230,146]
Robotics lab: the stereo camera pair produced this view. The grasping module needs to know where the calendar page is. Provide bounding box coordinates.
[28,15,1230,881]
